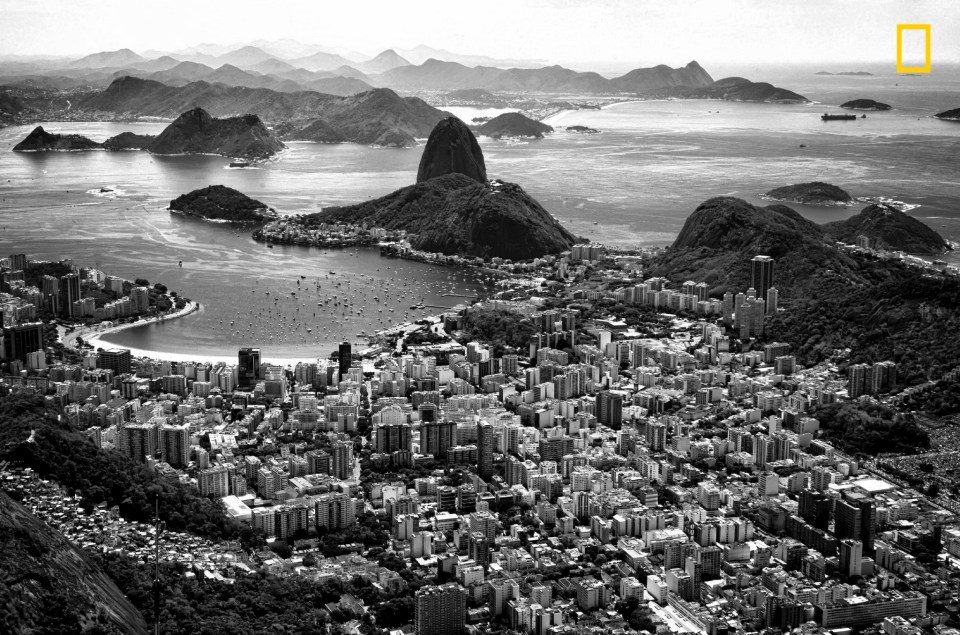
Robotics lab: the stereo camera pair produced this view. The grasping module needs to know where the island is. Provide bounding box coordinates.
[565,125,600,134]
[840,99,892,111]
[935,107,960,121]
[12,107,285,160]
[763,182,853,206]
[476,112,553,139]
[12,126,101,151]
[169,185,277,224]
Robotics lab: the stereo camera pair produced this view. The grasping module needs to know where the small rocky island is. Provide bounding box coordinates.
[841,99,892,111]
[763,182,852,206]
[13,126,101,151]
[566,125,600,134]
[935,108,960,121]
[476,112,554,139]
[169,185,276,224]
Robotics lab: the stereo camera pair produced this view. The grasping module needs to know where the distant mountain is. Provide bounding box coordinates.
[288,50,355,72]
[477,112,553,139]
[213,45,277,68]
[0,490,148,634]
[610,61,713,92]
[147,60,217,85]
[284,88,450,147]
[149,107,284,159]
[80,76,337,121]
[283,118,346,143]
[446,88,500,101]
[693,77,808,103]
[824,204,950,255]
[359,49,411,75]
[127,55,182,73]
[334,65,373,82]
[303,117,575,259]
[816,71,874,76]
[250,58,297,75]
[374,59,802,101]
[934,107,960,121]
[69,48,145,69]
[13,126,100,151]
[169,184,275,223]
[396,45,545,68]
[301,75,374,97]
[764,182,852,206]
[417,117,487,183]
[841,99,892,110]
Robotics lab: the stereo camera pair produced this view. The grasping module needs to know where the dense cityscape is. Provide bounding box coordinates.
[2,234,959,635]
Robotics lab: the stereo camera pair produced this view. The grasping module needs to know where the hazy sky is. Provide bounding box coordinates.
[1,0,957,67]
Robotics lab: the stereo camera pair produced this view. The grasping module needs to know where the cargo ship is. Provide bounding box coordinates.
[821,113,858,121]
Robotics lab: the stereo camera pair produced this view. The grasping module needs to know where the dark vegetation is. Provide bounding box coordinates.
[476,112,553,139]
[0,394,241,542]
[810,402,929,456]
[899,377,960,416]
[763,181,852,205]
[460,308,538,356]
[840,99,892,110]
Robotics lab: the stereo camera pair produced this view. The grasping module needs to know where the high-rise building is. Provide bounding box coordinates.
[119,423,158,464]
[160,424,190,467]
[375,423,412,454]
[415,583,467,635]
[421,420,457,462]
[238,348,261,388]
[59,273,81,317]
[330,440,353,480]
[477,422,494,480]
[315,492,356,530]
[839,538,863,578]
[8,254,27,271]
[766,286,779,315]
[751,255,775,301]
[338,341,351,380]
[597,391,623,428]
[197,466,230,497]
[2,322,44,362]
[97,348,131,375]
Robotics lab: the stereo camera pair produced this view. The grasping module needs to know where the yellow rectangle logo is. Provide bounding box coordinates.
[897,24,931,73]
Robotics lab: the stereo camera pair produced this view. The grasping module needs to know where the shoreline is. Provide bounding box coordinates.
[62,299,200,354]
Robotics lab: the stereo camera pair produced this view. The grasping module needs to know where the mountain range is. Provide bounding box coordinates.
[0,46,807,103]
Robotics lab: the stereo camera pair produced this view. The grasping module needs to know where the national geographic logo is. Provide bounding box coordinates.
[897,24,931,73]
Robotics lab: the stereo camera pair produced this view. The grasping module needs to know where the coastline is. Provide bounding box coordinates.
[62,300,201,355]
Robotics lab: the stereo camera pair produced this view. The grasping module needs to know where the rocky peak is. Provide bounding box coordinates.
[416,116,487,184]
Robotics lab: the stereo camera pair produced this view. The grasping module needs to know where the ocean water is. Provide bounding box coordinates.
[1,80,957,359]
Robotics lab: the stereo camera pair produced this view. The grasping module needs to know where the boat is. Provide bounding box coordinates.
[267,244,274,248]
[821,113,857,121]
[229,160,250,168]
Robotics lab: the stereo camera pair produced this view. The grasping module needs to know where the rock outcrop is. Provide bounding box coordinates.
[824,204,950,254]
[148,107,284,159]
[416,116,487,184]
[12,126,100,151]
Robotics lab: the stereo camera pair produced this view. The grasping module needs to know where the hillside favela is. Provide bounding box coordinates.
[3,1,960,634]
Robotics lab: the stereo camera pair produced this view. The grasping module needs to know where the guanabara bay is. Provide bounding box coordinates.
[2,2,960,635]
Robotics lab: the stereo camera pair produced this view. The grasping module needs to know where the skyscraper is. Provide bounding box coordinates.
[160,424,190,467]
[421,420,457,462]
[330,440,353,480]
[839,538,863,578]
[238,347,261,388]
[2,322,44,362]
[415,583,467,635]
[59,272,81,318]
[477,422,494,480]
[597,390,623,428]
[751,255,775,300]
[338,341,351,380]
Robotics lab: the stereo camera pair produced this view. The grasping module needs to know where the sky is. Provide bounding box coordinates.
[1,0,957,68]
